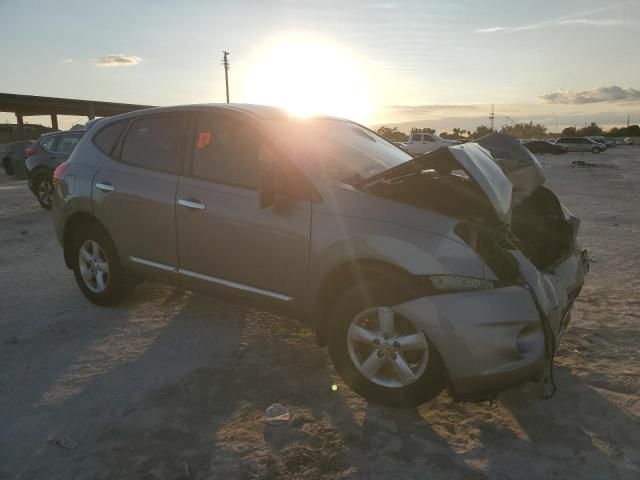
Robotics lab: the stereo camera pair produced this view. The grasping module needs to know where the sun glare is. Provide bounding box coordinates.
[242,36,373,122]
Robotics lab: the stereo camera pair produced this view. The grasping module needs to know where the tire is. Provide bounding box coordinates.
[592,147,601,154]
[328,277,445,407]
[2,158,14,175]
[71,223,132,306]
[34,175,53,210]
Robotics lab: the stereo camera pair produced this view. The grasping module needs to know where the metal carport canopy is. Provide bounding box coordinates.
[0,93,154,117]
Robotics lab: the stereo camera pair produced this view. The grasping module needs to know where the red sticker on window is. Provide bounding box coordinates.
[197,131,211,148]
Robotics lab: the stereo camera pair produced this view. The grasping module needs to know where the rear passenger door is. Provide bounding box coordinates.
[91,114,189,281]
[175,111,312,309]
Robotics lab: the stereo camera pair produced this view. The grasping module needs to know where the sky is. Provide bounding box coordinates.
[1,0,639,132]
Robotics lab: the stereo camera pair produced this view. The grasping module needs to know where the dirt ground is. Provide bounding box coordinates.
[1,148,639,480]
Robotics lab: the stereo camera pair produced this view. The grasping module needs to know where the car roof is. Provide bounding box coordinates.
[40,129,85,138]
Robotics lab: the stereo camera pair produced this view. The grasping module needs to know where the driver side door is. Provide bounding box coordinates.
[175,111,312,311]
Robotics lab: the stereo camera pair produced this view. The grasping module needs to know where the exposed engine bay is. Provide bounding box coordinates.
[362,134,576,275]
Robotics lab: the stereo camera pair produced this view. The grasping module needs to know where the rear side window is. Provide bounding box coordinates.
[191,114,265,189]
[411,134,422,141]
[55,134,82,154]
[41,136,57,151]
[120,115,187,174]
[423,134,435,142]
[93,120,127,156]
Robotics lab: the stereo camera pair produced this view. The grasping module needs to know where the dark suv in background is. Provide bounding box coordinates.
[25,130,84,208]
[2,140,33,176]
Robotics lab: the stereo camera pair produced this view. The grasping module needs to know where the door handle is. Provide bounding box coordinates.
[96,182,115,193]
[177,198,206,210]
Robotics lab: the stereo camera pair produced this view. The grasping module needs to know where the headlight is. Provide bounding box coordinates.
[429,274,494,291]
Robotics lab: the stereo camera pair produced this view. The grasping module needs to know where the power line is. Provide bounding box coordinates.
[222,51,230,104]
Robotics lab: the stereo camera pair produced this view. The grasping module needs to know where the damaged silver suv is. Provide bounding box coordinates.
[52,105,588,406]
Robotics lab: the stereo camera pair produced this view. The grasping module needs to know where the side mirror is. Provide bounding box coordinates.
[259,168,277,209]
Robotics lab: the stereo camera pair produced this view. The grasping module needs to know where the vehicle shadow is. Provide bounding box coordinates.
[7,286,638,480]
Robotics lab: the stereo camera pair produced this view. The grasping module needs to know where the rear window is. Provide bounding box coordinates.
[93,120,127,156]
[55,134,82,154]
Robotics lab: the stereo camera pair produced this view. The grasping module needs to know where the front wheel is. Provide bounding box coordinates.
[328,279,445,407]
[72,224,132,306]
[35,175,53,209]
[592,147,601,154]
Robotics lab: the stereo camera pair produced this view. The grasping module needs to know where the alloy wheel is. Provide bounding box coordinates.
[346,306,429,388]
[37,179,53,207]
[78,240,110,293]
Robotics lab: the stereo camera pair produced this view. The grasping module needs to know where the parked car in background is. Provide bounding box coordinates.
[523,140,568,155]
[406,132,460,155]
[554,137,607,154]
[588,136,615,148]
[52,104,587,406]
[25,130,85,208]
[2,140,33,175]
[624,137,634,145]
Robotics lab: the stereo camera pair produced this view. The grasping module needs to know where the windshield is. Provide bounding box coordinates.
[271,117,412,183]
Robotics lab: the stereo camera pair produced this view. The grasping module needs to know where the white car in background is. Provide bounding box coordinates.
[406,132,460,155]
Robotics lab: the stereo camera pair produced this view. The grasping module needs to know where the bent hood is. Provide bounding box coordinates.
[365,142,513,224]
[477,133,546,206]
[447,143,513,224]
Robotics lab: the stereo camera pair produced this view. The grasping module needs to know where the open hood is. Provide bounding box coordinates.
[364,142,514,224]
[477,133,546,206]
[447,143,513,224]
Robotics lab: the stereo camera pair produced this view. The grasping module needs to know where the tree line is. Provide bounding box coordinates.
[376,121,639,142]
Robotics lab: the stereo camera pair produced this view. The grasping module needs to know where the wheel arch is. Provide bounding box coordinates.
[62,212,110,269]
[313,259,417,346]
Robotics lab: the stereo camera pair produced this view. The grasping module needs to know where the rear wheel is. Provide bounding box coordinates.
[72,223,132,306]
[328,278,445,407]
[591,146,601,154]
[2,158,13,175]
[34,175,53,209]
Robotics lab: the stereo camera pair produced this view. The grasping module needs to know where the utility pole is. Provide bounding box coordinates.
[627,115,630,128]
[489,104,495,131]
[222,51,230,103]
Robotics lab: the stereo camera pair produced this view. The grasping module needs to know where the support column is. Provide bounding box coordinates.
[16,113,24,128]
[51,114,59,130]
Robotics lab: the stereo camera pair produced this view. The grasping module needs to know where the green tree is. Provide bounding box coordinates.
[577,122,603,136]
[376,126,408,142]
[470,125,492,139]
[562,126,577,135]
[500,121,547,139]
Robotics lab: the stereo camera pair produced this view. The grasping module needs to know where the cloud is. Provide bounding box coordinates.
[382,104,482,114]
[474,3,633,33]
[94,54,142,67]
[557,18,633,26]
[363,3,397,9]
[539,86,640,104]
[60,58,74,64]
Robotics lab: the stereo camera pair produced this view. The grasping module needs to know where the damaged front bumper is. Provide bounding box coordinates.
[393,247,589,401]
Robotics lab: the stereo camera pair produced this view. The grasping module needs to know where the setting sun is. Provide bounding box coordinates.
[242,35,373,121]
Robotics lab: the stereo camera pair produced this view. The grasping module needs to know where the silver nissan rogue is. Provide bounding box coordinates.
[52,104,588,406]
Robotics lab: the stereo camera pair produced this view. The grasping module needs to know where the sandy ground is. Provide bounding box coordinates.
[1,148,639,480]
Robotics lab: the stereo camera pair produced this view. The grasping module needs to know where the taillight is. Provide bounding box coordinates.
[53,161,70,186]
[25,146,37,156]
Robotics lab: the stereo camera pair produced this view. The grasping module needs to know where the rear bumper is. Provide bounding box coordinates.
[393,248,588,401]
